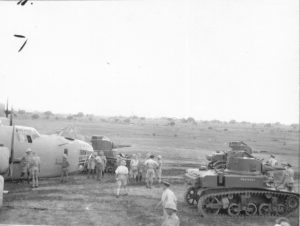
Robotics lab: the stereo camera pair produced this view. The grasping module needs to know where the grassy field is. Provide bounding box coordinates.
[2,118,299,226]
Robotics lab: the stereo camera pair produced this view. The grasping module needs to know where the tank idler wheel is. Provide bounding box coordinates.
[198,196,221,216]
[184,187,199,206]
[245,203,257,216]
[286,196,299,210]
[228,203,241,216]
[258,203,271,216]
[276,204,286,216]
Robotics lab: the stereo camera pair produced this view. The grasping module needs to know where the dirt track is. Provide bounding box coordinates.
[1,174,299,226]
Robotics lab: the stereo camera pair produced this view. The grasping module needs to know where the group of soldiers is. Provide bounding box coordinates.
[114,154,179,226]
[19,148,41,187]
[86,151,107,181]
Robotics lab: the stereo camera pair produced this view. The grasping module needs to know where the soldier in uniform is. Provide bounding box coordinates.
[144,155,158,189]
[20,148,32,183]
[87,153,96,179]
[95,153,104,181]
[155,181,178,221]
[100,151,107,177]
[60,154,70,183]
[130,154,139,183]
[115,160,129,197]
[278,163,294,192]
[30,151,40,188]
[266,155,278,178]
[156,155,163,184]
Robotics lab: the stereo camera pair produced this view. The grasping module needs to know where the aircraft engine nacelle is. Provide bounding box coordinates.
[0,145,10,174]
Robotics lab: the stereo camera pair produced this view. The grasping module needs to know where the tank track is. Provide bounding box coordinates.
[197,188,299,218]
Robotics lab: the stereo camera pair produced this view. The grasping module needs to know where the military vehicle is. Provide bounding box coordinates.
[206,141,253,169]
[90,135,131,173]
[184,154,299,217]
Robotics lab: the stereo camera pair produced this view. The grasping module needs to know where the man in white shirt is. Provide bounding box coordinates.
[115,160,129,197]
[144,155,159,189]
[155,181,178,221]
[161,202,180,226]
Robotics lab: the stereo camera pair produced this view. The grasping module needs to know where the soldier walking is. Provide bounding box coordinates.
[144,155,158,189]
[155,181,178,221]
[30,151,40,188]
[115,160,129,198]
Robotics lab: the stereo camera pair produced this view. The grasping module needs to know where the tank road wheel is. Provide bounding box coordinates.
[228,203,241,216]
[276,204,287,216]
[286,196,299,210]
[258,203,271,216]
[245,203,257,216]
[184,187,199,206]
[198,196,221,217]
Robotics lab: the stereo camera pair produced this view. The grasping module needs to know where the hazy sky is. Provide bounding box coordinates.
[0,0,298,124]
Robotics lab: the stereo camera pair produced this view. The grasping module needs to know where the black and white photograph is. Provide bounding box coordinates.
[0,0,299,225]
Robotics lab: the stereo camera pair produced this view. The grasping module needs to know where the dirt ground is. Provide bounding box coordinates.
[1,118,299,225]
[1,174,299,226]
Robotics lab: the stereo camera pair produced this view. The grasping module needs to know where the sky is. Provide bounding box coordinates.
[0,0,298,124]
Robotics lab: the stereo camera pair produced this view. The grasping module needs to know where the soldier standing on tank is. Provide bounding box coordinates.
[144,155,159,189]
[278,163,294,192]
[20,148,32,184]
[267,155,278,179]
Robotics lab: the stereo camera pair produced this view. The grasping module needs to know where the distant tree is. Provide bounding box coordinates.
[67,115,73,120]
[187,117,197,124]
[31,114,39,119]
[211,120,221,124]
[229,120,236,124]
[169,121,175,126]
[264,123,272,128]
[76,112,84,117]
[290,124,299,130]
[181,118,188,123]
[18,109,26,115]
[124,118,131,123]
[140,117,146,121]
[44,111,53,116]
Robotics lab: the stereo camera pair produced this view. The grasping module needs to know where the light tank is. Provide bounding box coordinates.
[184,155,299,217]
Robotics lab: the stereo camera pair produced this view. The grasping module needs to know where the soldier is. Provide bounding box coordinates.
[87,153,96,179]
[115,160,129,198]
[278,163,294,192]
[130,154,139,183]
[267,155,278,178]
[95,153,104,181]
[30,151,40,188]
[100,151,107,177]
[20,148,32,183]
[155,181,177,221]
[60,154,70,183]
[144,155,158,189]
[156,155,163,184]
[161,202,180,226]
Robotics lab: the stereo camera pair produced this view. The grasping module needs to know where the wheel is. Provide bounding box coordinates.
[286,196,299,210]
[258,203,271,216]
[228,203,241,216]
[276,204,286,216]
[184,187,199,206]
[245,203,257,216]
[198,196,221,217]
